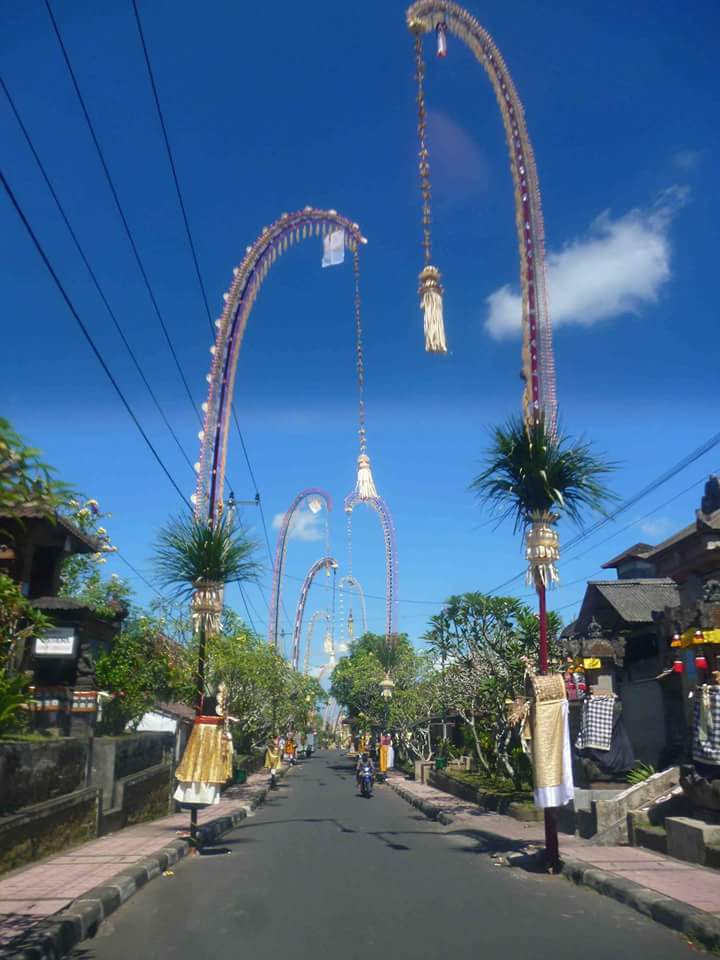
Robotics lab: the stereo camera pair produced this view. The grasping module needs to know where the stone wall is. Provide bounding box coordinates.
[0,739,88,814]
[118,764,172,828]
[0,788,99,874]
[90,732,174,812]
[112,732,174,780]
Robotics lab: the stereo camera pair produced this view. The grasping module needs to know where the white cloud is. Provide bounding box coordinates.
[672,149,702,171]
[271,507,325,542]
[484,186,689,339]
[637,517,672,538]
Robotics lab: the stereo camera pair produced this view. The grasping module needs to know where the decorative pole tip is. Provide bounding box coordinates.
[418,265,447,353]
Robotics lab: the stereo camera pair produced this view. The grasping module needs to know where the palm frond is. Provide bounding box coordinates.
[154,513,261,599]
[470,415,617,532]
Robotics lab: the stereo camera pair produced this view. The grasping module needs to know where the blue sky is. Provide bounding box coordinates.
[2,0,718,667]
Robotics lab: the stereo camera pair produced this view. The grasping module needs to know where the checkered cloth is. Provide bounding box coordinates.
[575,695,614,752]
[693,685,720,765]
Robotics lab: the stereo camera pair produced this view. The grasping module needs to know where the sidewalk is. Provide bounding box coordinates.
[0,766,288,959]
[387,774,720,951]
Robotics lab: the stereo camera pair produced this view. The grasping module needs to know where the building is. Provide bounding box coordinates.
[0,507,126,736]
[565,476,720,770]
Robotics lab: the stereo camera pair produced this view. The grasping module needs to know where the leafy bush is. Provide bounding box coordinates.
[627,762,656,785]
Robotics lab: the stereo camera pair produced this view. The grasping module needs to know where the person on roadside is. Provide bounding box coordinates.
[265,738,281,789]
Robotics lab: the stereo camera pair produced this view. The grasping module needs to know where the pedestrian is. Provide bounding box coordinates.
[265,738,281,789]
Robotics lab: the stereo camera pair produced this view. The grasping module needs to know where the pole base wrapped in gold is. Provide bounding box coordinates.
[173,716,234,806]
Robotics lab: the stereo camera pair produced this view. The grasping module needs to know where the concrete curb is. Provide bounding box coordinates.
[1,767,291,960]
[388,777,720,953]
[562,857,720,952]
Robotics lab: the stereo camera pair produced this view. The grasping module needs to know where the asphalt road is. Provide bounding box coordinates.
[72,751,692,959]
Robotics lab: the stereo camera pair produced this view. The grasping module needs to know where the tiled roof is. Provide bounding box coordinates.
[601,542,654,569]
[154,702,195,721]
[31,596,93,611]
[0,507,101,554]
[584,578,680,625]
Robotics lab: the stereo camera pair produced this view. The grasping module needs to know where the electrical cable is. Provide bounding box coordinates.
[130,0,278,578]
[44,0,202,427]
[2,170,190,508]
[1,75,195,474]
[483,434,720,596]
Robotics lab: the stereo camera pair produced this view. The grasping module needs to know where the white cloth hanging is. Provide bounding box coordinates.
[322,228,345,267]
[534,700,574,809]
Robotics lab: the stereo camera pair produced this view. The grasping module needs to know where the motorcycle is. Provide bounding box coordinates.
[359,763,374,798]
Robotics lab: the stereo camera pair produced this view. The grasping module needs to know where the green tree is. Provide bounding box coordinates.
[95,616,177,734]
[0,417,72,517]
[424,592,562,782]
[58,497,131,618]
[330,632,419,731]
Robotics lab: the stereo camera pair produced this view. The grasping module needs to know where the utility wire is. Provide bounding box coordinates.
[237,583,257,633]
[130,0,278,577]
[484,432,720,596]
[44,0,202,427]
[2,170,190,507]
[1,75,195,474]
[129,0,214,341]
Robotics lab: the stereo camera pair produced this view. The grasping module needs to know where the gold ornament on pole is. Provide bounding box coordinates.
[380,673,396,700]
[191,580,224,634]
[525,512,560,590]
[412,27,447,354]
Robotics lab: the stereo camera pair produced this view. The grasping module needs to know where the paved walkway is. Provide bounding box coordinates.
[0,768,277,949]
[387,774,720,915]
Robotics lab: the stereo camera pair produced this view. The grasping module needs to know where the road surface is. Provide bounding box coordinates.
[72,751,692,959]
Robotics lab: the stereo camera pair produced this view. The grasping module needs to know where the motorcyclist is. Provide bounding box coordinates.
[356,751,374,785]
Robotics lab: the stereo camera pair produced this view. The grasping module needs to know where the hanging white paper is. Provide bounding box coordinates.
[322,228,345,268]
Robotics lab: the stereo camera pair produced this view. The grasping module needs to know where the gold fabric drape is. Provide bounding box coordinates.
[175,719,233,785]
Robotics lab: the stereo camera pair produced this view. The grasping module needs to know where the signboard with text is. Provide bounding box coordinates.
[34,627,77,658]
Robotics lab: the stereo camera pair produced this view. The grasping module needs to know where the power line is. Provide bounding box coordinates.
[2,170,190,507]
[237,583,257,633]
[129,0,281,583]
[1,75,195,474]
[129,0,214,341]
[115,550,163,598]
[44,0,202,427]
[564,432,720,552]
[484,434,720,596]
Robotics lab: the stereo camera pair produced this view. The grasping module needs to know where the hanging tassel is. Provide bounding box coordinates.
[419,265,447,353]
[436,22,448,58]
[356,453,378,500]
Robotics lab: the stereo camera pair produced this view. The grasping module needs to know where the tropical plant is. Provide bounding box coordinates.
[470,414,616,532]
[423,592,562,782]
[0,573,51,675]
[0,670,31,737]
[154,513,260,599]
[0,417,72,518]
[626,762,656,785]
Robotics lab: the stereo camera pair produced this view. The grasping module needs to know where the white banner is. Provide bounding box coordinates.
[322,228,345,268]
